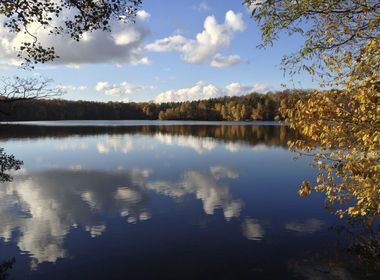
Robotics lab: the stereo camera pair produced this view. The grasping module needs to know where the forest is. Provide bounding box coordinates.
[0,89,305,122]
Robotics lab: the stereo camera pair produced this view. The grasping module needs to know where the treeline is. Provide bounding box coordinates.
[0,90,307,121]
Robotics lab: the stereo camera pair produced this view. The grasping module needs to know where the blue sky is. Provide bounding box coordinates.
[0,0,315,103]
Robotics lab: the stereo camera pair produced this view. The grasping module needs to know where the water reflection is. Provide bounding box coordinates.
[0,123,296,150]
[288,258,356,279]
[0,122,377,278]
[154,133,217,154]
[0,169,151,268]
[146,167,242,220]
[96,136,155,154]
[242,218,265,241]
[288,223,380,279]
[0,164,242,269]
[285,219,326,234]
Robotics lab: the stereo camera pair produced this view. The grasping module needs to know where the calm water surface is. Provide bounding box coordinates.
[0,121,377,279]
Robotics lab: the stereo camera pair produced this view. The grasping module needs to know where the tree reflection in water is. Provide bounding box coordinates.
[0,148,22,183]
[289,222,380,279]
[0,148,22,279]
[0,123,296,149]
[0,258,15,280]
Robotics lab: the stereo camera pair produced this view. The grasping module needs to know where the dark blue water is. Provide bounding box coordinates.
[0,122,377,279]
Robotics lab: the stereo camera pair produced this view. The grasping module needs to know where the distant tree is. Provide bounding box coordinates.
[1,0,142,66]
[220,105,228,120]
[251,102,264,120]
[158,110,166,120]
[142,103,157,119]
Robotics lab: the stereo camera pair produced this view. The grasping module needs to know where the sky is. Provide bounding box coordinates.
[0,0,315,103]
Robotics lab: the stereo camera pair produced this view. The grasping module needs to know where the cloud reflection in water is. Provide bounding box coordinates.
[0,165,241,269]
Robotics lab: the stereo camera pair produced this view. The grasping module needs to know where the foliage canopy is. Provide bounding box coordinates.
[246,0,380,220]
[0,0,142,65]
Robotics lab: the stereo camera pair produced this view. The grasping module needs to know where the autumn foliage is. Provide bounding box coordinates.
[247,0,380,220]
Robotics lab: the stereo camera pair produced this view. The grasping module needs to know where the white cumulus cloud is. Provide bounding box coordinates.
[95,81,152,97]
[146,10,245,66]
[211,53,241,68]
[95,82,110,92]
[154,81,272,103]
[57,85,87,92]
[0,10,151,66]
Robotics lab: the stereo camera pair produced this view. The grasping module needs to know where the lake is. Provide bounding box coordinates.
[0,121,377,279]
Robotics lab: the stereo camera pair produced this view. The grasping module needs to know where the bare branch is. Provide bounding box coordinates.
[0,76,65,103]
